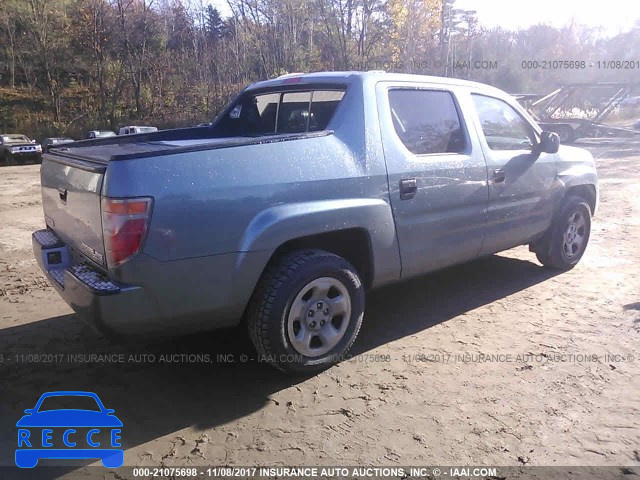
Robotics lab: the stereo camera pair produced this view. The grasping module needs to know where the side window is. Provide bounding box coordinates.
[472,94,537,150]
[388,89,467,155]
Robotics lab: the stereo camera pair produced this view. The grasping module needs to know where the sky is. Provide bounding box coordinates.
[205,0,640,36]
[204,0,231,17]
[454,0,640,36]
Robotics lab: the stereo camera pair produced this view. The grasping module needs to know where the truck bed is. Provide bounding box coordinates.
[48,128,332,163]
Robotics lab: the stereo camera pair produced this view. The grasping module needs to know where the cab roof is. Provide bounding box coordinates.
[246,71,505,95]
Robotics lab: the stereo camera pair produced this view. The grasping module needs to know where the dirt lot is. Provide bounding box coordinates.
[0,140,639,478]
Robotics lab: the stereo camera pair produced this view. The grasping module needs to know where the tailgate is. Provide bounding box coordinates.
[40,153,107,266]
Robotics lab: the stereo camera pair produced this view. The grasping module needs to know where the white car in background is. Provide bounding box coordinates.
[86,130,117,139]
[118,126,158,135]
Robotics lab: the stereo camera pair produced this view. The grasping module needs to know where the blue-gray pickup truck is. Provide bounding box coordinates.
[33,71,598,374]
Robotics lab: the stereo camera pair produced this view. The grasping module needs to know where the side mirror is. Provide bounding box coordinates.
[536,131,560,154]
[24,409,34,414]
[105,409,115,414]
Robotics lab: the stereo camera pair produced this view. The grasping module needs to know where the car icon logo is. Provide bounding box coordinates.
[15,391,123,468]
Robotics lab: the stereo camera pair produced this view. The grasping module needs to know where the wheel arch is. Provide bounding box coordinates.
[268,228,375,288]
[565,183,597,215]
[237,198,401,292]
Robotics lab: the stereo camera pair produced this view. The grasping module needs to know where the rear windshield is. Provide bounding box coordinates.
[215,88,346,137]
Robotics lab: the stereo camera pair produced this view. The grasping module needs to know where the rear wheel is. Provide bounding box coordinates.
[535,195,592,270]
[247,250,365,374]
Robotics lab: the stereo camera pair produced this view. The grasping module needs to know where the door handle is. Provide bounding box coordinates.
[493,169,506,184]
[399,178,418,200]
[58,187,67,202]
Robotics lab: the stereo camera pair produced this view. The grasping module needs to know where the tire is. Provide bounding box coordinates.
[5,153,17,166]
[247,249,365,375]
[535,195,591,270]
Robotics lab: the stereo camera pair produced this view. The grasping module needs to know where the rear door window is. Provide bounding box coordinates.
[388,89,467,155]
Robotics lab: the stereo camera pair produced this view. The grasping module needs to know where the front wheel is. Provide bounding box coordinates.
[6,153,17,165]
[535,195,592,270]
[247,250,365,374]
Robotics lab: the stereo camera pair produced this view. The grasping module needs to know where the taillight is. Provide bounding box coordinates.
[101,197,153,267]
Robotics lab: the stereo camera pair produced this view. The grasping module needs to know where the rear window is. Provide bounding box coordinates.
[217,88,345,136]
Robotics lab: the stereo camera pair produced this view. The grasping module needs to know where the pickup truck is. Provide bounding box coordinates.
[42,137,75,153]
[1,134,42,165]
[33,71,598,374]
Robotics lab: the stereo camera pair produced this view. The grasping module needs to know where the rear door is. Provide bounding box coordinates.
[377,82,489,278]
[469,93,557,255]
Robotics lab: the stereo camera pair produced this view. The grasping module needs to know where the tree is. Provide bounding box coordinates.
[205,5,225,42]
[0,0,23,88]
[25,0,73,122]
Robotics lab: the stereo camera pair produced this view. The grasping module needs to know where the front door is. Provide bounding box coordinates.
[469,93,557,256]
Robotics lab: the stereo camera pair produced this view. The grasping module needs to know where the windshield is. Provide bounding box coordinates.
[2,135,31,143]
[37,395,102,412]
[214,87,346,137]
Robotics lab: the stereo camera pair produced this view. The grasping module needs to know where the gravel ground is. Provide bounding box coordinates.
[0,139,638,479]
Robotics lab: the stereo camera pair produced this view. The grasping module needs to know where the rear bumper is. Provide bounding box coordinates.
[32,229,158,336]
